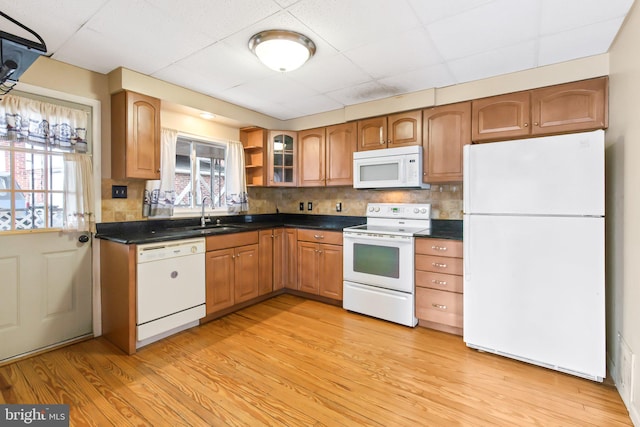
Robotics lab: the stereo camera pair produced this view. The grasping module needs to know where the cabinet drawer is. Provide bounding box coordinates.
[206,231,259,251]
[416,254,463,275]
[297,229,343,245]
[416,288,463,328]
[416,271,463,293]
[415,238,462,257]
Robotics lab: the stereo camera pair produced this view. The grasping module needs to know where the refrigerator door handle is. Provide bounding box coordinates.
[463,145,470,213]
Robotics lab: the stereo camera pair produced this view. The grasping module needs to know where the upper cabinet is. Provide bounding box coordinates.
[472,77,608,142]
[422,102,471,183]
[268,131,297,187]
[298,122,357,187]
[357,110,422,151]
[240,127,267,187]
[111,90,161,180]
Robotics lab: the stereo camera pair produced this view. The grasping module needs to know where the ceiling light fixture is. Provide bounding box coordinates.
[249,30,316,72]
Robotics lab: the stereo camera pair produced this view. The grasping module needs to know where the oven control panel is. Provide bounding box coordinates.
[366,203,431,219]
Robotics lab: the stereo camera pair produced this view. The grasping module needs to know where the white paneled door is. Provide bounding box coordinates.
[0,231,92,362]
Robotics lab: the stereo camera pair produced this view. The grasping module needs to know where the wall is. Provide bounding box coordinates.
[248,185,462,219]
[607,1,640,422]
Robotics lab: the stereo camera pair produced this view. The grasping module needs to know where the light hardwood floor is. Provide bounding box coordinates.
[0,295,632,426]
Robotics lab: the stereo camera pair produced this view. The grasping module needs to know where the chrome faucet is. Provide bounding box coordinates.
[200,196,211,227]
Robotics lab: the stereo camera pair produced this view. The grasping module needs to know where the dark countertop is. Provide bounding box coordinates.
[95,213,367,244]
[416,219,463,241]
[95,214,463,245]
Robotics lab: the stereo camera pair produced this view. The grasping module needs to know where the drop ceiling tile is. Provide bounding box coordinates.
[538,18,625,67]
[447,40,536,84]
[288,0,421,51]
[288,54,370,93]
[427,0,539,61]
[280,94,344,117]
[378,63,456,93]
[326,81,399,106]
[540,0,634,35]
[408,0,495,25]
[81,0,214,70]
[147,0,282,41]
[0,0,107,53]
[344,28,442,79]
[156,41,271,93]
[222,74,318,105]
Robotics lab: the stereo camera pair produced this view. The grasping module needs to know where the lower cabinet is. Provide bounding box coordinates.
[415,238,464,335]
[296,229,343,301]
[205,231,259,315]
[258,228,285,295]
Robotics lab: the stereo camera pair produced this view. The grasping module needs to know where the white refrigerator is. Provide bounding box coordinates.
[463,130,605,382]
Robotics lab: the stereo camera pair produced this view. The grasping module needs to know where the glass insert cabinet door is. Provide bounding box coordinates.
[268,131,297,186]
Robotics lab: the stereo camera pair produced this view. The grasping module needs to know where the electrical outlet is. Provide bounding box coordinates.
[111,185,127,199]
[336,202,342,212]
[307,202,312,211]
[299,202,304,211]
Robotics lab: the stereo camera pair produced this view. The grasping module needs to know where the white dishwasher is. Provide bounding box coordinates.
[136,238,206,347]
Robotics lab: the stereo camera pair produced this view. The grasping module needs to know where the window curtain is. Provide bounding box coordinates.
[63,153,95,232]
[0,94,88,152]
[225,140,249,213]
[143,128,177,217]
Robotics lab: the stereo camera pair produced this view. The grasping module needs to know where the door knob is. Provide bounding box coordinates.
[78,234,90,243]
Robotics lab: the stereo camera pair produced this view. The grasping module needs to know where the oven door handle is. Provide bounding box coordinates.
[343,232,413,245]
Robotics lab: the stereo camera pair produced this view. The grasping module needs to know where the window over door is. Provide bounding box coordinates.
[0,92,91,232]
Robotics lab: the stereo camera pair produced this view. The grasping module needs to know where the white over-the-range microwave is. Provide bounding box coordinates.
[353,145,430,189]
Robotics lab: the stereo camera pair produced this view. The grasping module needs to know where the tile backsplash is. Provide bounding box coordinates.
[247,185,463,219]
[100,179,463,223]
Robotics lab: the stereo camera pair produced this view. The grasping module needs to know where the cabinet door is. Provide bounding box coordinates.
[258,229,274,295]
[326,122,357,186]
[472,91,531,142]
[206,248,234,314]
[318,244,343,300]
[357,116,387,151]
[111,91,161,180]
[388,110,422,148]
[298,127,326,187]
[234,244,259,303]
[268,131,297,186]
[284,228,298,289]
[272,228,285,291]
[531,77,608,135]
[422,102,470,183]
[297,241,319,294]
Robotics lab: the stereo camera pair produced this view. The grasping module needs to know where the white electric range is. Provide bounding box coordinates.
[342,203,431,327]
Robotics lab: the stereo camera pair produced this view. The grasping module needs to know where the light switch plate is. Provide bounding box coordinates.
[112,185,127,199]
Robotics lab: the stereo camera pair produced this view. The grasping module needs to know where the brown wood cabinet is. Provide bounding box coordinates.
[296,229,343,301]
[100,239,137,355]
[241,127,267,187]
[205,231,259,315]
[298,123,357,187]
[472,77,608,142]
[422,102,471,183]
[357,110,422,151]
[258,228,285,295]
[415,238,463,336]
[284,228,298,290]
[111,90,161,180]
[268,130,297,186]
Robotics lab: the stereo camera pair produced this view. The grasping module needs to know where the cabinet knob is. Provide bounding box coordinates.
[524,123,529,127]
[534,122,539,126]
[380,141,385,145]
